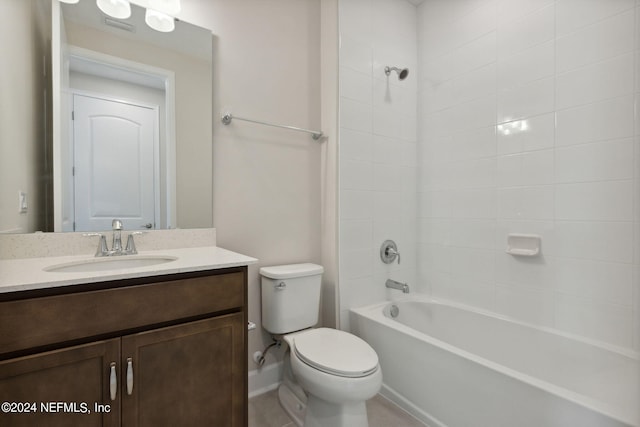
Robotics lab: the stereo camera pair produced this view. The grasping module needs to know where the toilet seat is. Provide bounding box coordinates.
[292,328,379,378]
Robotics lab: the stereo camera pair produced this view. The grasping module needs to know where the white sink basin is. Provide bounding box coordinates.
[44,256,178,273]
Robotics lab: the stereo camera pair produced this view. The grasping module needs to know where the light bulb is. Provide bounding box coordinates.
[145,8,175,32]
[96,0,131,19]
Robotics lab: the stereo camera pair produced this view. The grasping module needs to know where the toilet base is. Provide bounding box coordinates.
[278,382,306,427]
[304,394,369,427]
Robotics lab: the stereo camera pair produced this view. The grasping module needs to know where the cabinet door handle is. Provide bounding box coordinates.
[126,358,134,395]
[109,362,117,401]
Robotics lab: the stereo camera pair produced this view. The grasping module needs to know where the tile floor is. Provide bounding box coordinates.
[248,390,426,427]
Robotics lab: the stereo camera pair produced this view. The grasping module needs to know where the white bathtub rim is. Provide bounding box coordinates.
[357,295,639,359]
[351,296,638,426]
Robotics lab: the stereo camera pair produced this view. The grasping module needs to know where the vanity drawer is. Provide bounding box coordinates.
[0,269,245,357]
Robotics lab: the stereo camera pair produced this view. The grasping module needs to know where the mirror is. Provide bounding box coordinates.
[0,0,212,234]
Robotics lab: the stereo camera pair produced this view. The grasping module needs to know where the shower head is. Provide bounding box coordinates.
[385,66,409,80]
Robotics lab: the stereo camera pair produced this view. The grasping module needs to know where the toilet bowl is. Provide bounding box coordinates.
[282,328,382,427]
[260,264,382,427]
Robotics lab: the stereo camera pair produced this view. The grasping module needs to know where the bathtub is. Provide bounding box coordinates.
[350,297,639,427]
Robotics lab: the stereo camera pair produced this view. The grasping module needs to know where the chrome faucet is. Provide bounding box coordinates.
[84,219,142,257]
[112,219,123,253]
[386,279,410,294]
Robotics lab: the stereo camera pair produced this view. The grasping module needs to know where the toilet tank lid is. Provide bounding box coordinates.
[260,263,324,279]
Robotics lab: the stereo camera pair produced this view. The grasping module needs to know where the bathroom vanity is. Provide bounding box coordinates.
[0,237,256,427]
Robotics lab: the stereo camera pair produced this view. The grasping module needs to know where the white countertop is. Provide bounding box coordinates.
[0,246,257,294]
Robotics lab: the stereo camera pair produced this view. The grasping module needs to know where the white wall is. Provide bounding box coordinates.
[0,0,50,233]
[417,0,639,350]
[177,0,325,370]
[338,0,418,330]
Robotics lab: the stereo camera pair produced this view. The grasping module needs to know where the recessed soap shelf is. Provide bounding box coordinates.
[506,234,541,257]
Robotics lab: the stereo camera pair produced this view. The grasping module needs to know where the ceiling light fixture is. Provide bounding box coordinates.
[58,0,80,4]
[145,8,175,32]
[96,0,132,20]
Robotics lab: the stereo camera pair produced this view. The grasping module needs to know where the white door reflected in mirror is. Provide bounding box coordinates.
[72,94,158,232]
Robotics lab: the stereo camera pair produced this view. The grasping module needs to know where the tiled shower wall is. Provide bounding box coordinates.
[338,0,418,330]
[417,0,639,350]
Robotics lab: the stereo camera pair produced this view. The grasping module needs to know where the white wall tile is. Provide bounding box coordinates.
[422,32,496,85]
[340,67,373,104]
[418,218,450,245]
[440,95,498,134]
[556,10,635,74]
[555,139,634,183]
[373,105,402,138]
[555,181,634,222]
[373,135,404,165]
[556,96,635,147]
[340,159,373,190]
[496,253,555,289]
[340,190,374,219]
[450,247,496,283]
[340,35,373,74]
[497,41,554,91]
[373,164,404,192]
[449,219,496,249]
[449,157,497,189]
[339,0,372,43]
[555,258,633,306]
[450,189,497,219]
[498,186,554,220]
[340,128,372,162]
[555,293,633,348]
[556,0,635,36]
[495,284,555,326]
[437,277,497,312]
[340,99,372,133]
[497,149,554,187]
[341,249,373,279]
[497,77,555,124]
[449,126,496,161]
[497,0,555,23]
[497,4,554,59]
[372,191,404,220]
[496,113,555,155]
[556,53,635,110]
[555,221,633,263]
[340,219,373,252]
[342,0,639,349]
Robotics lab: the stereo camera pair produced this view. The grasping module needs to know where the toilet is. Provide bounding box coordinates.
[260,263,382,427]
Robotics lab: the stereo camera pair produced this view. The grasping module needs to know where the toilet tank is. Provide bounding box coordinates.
[260,263,324,335]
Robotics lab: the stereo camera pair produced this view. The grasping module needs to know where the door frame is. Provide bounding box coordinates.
[71,91,161,231]
[54,45,176,231]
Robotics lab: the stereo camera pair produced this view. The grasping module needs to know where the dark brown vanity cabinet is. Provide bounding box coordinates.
[0,267,248,427]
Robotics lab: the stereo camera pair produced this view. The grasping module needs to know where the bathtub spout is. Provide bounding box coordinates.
[386,279,410,293]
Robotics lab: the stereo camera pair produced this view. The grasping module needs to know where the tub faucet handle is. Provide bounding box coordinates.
[380,240,400,264]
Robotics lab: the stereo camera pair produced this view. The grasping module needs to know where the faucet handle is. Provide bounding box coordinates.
[112,219,123,230]
[125,232,146,255]
[83,233,109,257]
[380,240,401,264]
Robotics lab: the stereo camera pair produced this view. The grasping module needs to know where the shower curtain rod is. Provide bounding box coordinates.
[221,112,323,141]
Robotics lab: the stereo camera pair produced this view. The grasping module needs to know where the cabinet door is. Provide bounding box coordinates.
[121,313,245,427]
[0,339,120,427]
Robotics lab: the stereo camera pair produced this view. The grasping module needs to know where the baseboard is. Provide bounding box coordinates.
[248,361,283,398]
[379,383,446,427]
